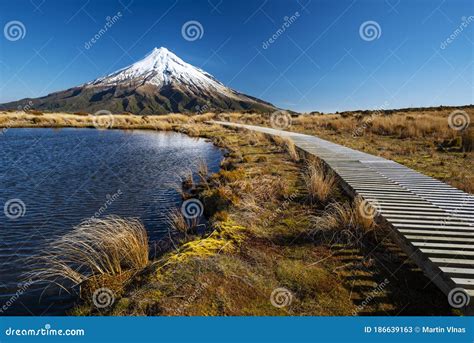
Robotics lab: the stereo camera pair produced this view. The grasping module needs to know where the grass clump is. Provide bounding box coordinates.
[167,208,199,240]
[270,135,300,162]
[462,128,473,152]
[303,160,337,204]
[284,138,300,162]
[218,108,473,194]
[246,131,268,146]
[28,216,149,290]
[311,197,378,247]
[63,121,453,316]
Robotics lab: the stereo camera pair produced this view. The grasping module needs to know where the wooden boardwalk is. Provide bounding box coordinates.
[211,121,474,312]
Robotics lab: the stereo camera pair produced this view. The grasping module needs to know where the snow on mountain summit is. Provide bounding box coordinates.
[0,47,277,114]
[89,47,234,96]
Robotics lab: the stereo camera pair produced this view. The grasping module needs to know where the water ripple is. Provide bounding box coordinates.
[0,128,222,315]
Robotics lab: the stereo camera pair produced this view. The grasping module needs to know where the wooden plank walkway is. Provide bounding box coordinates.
[211,120,474,312]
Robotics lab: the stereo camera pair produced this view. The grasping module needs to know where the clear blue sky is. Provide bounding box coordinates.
[0,0,472,112]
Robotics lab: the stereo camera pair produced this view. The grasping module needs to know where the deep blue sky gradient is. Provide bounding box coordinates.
[0,0,472,112]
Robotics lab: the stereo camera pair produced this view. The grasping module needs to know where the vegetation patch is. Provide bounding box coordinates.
[6,111,459,315]
[69,122,455,316]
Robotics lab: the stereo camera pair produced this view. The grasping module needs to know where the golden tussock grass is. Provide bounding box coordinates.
[278,109,473,194]
[197,157,209,182]
[284,138,300,162]
[27,216,149,290]
[237,175,291,224]
[167,208,201,242]
[246,131,268,146]
[167,208,191,239]
[303,160,336,204]
[217,108,473,148]
[312,197,378,247]
[270,135,300,162]
[293,110,473,141]
[67,122,454,316]
[0,111,220,131]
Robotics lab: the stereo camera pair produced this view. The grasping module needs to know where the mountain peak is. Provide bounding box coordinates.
[151,46,170,53]
[88,47,237,98]
[2,46,277,115]
[145,46,174,59]
[152,46,166,52]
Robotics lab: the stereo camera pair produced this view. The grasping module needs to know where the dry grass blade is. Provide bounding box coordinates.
[462,127,473,152]
[353,197,378,232]
[284,138,300,162]
[198,160,208,178]
[246,131,267,146]
[26,216,149,290]
[311,199,377,247]
[167,208,199,239]
[303,160,336,204]
[198,157,209,181]
[237,175,290,225]
[270,135,299,162]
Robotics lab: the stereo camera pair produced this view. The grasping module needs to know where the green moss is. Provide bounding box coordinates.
[211,220,246,243]
[67,120,455,316]
[167,238,234,263]
[113,297,132,313]
[274,259,355,315]
[68,304,92,316]
[166,220,245,263]
[276,260,333,296]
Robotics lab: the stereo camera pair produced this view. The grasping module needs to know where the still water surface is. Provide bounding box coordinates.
[0,128,223,315]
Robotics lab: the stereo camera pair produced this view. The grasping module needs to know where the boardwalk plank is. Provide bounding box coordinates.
[211,120,474,312]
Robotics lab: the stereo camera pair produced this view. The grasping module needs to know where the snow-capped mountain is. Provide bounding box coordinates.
[90,47,233,95]
[0,47,276,115]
